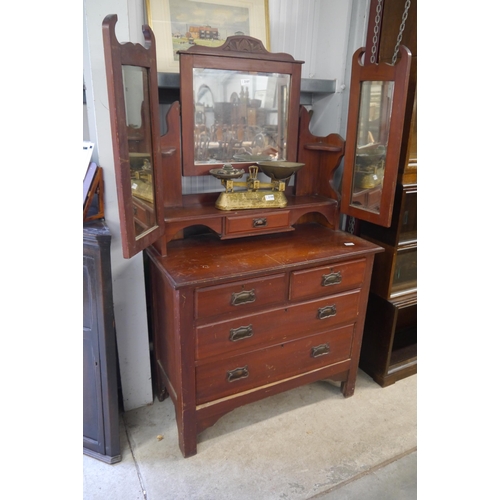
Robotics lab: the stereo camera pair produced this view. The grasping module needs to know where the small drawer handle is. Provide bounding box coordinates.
[252,217,267,228]
[311,343,330,358]
[231,289,256,306]
[227,365,249,382]
[321,271,342,287]
[317,304,337,320]
[229,325,254,342]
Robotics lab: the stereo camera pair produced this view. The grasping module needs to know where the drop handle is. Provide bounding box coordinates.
[227,366,249,382]
[229,325,254,342]
[321,271,342,287]
[231,289,256,306]
[311,343,330,358]
[253,217,267,228]
[317,304,337,319]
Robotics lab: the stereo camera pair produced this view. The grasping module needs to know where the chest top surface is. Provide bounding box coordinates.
[148,224,382,287]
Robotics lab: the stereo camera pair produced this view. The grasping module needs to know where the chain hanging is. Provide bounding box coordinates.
[369,0,411,66]
[391,0,411,65]
[370,0,384,64]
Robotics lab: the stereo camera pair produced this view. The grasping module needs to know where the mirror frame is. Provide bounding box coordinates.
[178,36,303,177]
[341,46,411,227]
[102,14,164,259]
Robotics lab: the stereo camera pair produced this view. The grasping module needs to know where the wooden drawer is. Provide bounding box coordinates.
[133,199,155,230]
[196,325,354,405]
[195,274,287,320]
[196,289,360,360]
[225,211,289,236]
[289,259,366,301]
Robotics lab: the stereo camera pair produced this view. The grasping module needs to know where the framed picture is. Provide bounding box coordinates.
[145,0,270,73]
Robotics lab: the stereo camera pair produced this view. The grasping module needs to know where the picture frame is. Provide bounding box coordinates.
[145,0,270,73]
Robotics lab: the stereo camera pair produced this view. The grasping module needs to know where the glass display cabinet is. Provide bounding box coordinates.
[102,14,383,457]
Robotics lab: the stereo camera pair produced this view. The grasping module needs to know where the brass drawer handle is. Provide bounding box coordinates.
[317,304,337,319]
[321,271,342,287]
[253,217,267,228]
[229,325,254,342]
[311,343,330,358]
[231,289,256,306]
[227,365,249,382]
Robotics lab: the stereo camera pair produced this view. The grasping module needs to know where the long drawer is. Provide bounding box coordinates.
[195,274,287,320]
[196,289,361,360]
[196,324,354,405]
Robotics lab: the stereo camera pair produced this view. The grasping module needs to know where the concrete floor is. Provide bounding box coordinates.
[83,370,417,499]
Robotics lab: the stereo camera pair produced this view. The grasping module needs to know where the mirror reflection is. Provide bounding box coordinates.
[350,80,394,214]
[192,68,290,164]
[122,65,157,238]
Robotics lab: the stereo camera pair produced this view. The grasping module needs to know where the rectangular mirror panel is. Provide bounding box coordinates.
[122,65,158,239]
[349,80,394,214]
[192,68,290,164]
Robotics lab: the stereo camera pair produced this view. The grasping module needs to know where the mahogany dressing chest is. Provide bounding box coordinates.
[102,15,387,457]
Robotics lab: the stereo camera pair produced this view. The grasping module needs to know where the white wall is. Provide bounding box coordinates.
[83,0,369,411]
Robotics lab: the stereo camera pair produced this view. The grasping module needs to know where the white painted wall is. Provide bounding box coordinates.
[83,0,370,410]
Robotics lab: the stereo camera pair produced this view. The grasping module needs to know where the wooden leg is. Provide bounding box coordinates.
[341,371,356,398]
[177,408,198,458]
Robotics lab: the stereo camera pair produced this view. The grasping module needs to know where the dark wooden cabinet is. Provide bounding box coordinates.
[359,185,417,386]
[83,222,121,463]
[353,0,417,388]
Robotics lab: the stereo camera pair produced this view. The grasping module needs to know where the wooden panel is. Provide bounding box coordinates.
[196,289,360,360]
[196,325,354,404]
[290,259,365,301]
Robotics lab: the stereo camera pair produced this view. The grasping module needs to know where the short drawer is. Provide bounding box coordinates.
[196,289,360,360]
[133,200,155,230]
[195,274,287,320]
[196,325,354,405]
[289,259,366,301]
[225,211,289,236]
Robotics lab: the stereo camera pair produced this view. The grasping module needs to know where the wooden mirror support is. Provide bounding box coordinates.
[340,46,411,227]
[102,14,164,258]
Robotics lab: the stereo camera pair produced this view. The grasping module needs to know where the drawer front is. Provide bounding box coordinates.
[196,325,354,404]
[133,200,155,230]
[196,274,287,320]
[196,289,360,360]
[290,259,366,301]
[226,211,289,236]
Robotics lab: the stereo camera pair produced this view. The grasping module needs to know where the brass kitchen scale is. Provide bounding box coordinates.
[209,161,305,211]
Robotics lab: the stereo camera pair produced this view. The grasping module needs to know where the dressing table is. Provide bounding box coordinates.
[102,14,384,457]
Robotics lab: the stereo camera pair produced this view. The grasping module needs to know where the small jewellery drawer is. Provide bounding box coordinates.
[196,325,354,405]
[196,289,361,360]
[289,259,366,301]
[195,274,287,320]
[225,211,289,236]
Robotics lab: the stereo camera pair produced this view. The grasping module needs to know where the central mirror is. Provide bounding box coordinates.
[178,36,303,177]
[192,68,290,164]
